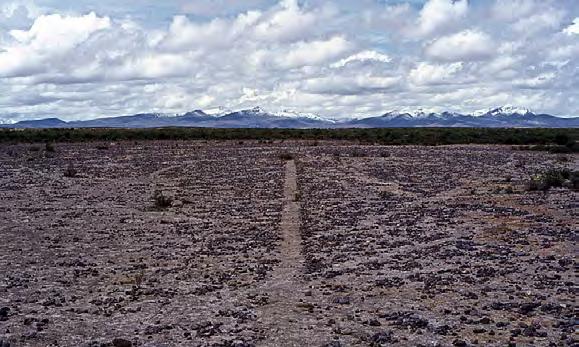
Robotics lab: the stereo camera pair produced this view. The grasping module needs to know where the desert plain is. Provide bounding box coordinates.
[0,141,576,347]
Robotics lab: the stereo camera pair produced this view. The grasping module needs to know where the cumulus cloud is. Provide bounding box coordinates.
[491,0,538,22]
[563,18,579,35]
[425,29,495,62]
[181,0,270,17]
[414,0,468,37]
[0,12,110,78]
[301,75,400,95]
[331,50,391,68]
[512,11,564,35]
[409,62,463,86]
[0,2,38,29]
[513,72,556,89]
[0,0,578,119]
[277,36,351,69]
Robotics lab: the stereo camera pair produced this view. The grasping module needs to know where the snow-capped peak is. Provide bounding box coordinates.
[382,108,440,119]
[272,109,330,122]
[476,106,533,117]
[222,106,329,122]
[249,106,266,114]
[157,112,181,118]
[204,106,232,117]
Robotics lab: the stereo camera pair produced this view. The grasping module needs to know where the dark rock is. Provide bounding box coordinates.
[519,302,541,314]
[0,307,9,317]
[369,331,397,346]
[393,314,428,330]
[332,296,351,305]
[195,321,222,337]
[322,341,342,347]
[111,338,132,347]
[433,324,451,335]
[478,317,491,324]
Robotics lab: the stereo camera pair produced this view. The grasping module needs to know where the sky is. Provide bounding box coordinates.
[0,0,578,121]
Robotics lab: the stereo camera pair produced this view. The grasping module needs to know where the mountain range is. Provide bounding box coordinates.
[1,106,577,129]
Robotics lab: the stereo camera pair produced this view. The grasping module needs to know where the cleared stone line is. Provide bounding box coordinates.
[257,160,306,347]
[279,160,302,274]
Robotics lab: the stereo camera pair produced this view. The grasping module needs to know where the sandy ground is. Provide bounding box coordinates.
[0,141,576,347]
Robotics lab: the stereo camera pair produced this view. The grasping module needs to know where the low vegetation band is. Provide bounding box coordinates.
[0,127,578,148]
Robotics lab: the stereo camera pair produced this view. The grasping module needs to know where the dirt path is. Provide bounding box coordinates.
[257,160,309,347]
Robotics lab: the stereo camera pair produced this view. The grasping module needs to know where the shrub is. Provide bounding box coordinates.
[351,148,367,157]
[294,191,302,201]
[556,155,569,163]
[527,168,576,191]
[554,134,570,146]
[96,144,109,150]
[29,145,41,152]
[64,164,77,178]
[549,145,572,154]
[571,173,579,190]
[45,142,55,152]
[133,270,145,288]
[153,190,172,209]
[279,152,295,161]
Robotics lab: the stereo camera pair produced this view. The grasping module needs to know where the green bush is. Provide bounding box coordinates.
[528,168,576,191]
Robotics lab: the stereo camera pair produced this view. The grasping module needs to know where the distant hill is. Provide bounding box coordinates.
[2,106,577,128]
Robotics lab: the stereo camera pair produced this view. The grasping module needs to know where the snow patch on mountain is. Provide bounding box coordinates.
[204,107,232,116]
[380,108,448,119]
[272,109,332,122]
[474,106,532,117]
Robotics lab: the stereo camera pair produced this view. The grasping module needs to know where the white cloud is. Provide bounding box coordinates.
[9,12,110,49]
[415,0,468,37]
[248,36,352,70]
[161,12,261,51]
[0,12,110,78]
[512,11,564,35]
[181,0,269,17]
[253,0,320,42]
[409,62,463,86]
[491,0,538,22]
[278,36,352,69]
[513,72,556,89]
[0,0,578,119]
[425,29,495,62]
[563,17,579,35]
[301,75,400,95]
[331,50,391,68]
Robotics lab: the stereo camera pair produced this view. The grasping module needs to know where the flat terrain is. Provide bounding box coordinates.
[0,141,576,347]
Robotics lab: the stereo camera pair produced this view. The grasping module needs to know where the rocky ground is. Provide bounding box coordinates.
[0,141,576,347]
